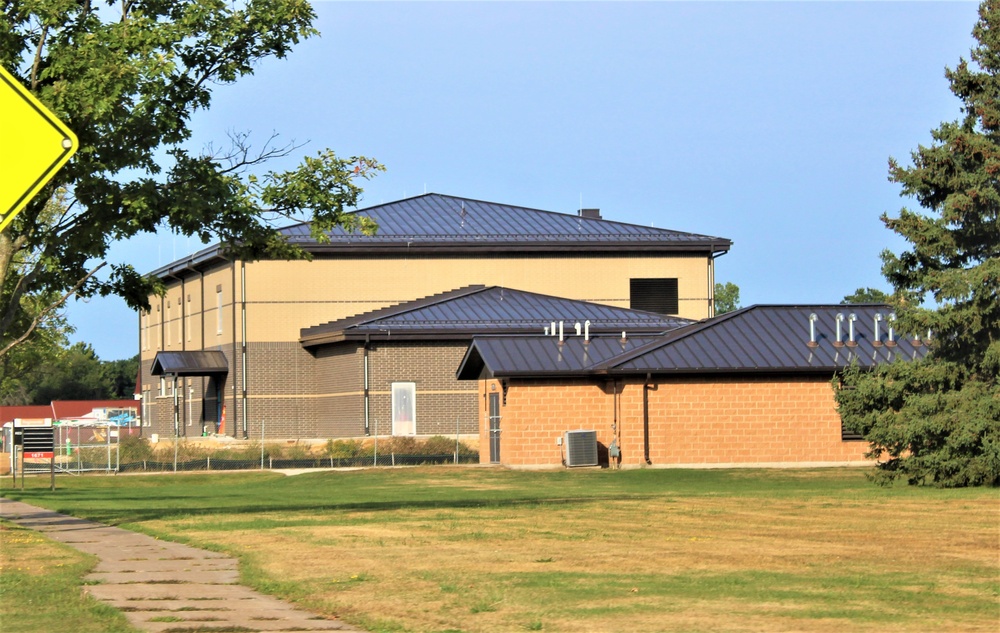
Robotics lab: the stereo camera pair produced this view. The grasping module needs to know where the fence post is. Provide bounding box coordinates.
[207,455,211,471]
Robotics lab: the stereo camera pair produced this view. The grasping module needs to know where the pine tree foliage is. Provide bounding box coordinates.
[836,1,1000,487]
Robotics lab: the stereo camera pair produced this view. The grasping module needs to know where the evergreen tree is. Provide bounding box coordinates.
[836,1,1000,486]
[841,287,890,304]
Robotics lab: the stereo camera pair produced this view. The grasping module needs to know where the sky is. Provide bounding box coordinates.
[70,0,984,361]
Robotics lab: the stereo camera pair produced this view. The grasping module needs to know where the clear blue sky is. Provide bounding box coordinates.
[73,0,983,361]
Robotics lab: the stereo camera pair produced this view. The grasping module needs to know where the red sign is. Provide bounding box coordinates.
[25,451,54,459]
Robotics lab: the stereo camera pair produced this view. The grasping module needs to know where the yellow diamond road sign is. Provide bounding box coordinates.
[0,65,78,232]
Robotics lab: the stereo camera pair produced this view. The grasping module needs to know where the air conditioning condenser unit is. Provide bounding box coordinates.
[564,430,598,467]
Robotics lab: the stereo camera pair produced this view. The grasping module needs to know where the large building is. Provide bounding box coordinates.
[139,194,731,441]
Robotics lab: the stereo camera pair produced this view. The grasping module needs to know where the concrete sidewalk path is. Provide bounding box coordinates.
[1,497,363,633]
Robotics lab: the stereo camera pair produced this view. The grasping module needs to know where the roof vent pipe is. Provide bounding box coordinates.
[887,314,897,347]
[873,313,883,347]
[559,321,564,344]
[807,313,819,348]
[834,313,845,347]
[544,326,549,336]
[574,322,582,336]
[621,331,627,341]
[584,320,591,343]
[847,313,858,347]
[550,321,556,337]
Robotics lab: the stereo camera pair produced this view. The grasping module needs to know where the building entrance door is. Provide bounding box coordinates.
[488,392,501,463]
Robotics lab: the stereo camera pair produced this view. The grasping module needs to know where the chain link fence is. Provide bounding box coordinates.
[12,432,478,476]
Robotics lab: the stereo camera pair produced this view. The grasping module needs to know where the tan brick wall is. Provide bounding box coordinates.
[480,375,868,467]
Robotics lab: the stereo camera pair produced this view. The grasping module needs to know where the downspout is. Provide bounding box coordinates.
[180,275,186,436]
[200,269,206,436]
[642,372,652,465]
[240,261,248,440]
[231,261,238,437]
[708,245,728,319]
[137,306,143,437]
[363,334,371,436]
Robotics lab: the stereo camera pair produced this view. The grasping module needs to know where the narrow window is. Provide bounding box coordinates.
[142,388,151,427]
[216,288,223,335]
[166,301,171,347]
[630,278,679,314]
[391,382,416,436]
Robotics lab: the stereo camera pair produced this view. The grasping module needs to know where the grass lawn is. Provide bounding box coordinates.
[1,466,998,633]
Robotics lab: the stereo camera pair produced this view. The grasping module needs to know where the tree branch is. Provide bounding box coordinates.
[0,262,107,360]
[30,24,48,90]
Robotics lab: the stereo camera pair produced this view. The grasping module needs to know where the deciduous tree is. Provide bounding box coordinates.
[714,281,741,315]
[0,1,381,361]
[836,0,1000,487]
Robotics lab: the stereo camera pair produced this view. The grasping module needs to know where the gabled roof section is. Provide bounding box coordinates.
[300,285,694,347]
[0,405,52,424]
[151,193,732,277]
[151,351,229,376]
[457,305,932,379]
[50,400,138,420]
[282,193,731,254]
[599,304,930,374]
[456,335,660,380]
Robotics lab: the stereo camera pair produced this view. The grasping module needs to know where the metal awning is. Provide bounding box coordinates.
[150,351,228,376]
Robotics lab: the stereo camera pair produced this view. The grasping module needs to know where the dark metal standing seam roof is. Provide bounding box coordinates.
[281,193,730,249]
[600,304,930,374]
[456,304,932,379]
[151,351,229,376]
[456,336,661,380]
[150,193,732,278]
[300,285,693,347]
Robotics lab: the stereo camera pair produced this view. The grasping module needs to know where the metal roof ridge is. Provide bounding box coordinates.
[288,192,733,242]
[591,305,761,371]
[598,303,904,374]
[299,285,490,343]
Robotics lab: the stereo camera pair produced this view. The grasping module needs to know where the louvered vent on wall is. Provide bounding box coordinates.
[564,430,598,467]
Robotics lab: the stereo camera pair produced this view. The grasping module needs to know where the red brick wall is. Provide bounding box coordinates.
[480,375,868,467]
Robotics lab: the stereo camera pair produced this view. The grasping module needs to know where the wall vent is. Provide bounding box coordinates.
[564,430,598,467]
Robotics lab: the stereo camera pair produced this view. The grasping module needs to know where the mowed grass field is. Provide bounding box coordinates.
[2,466,998,633]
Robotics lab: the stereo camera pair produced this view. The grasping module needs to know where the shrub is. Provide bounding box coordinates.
[324,439,365,458]
[118,436,154,463]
